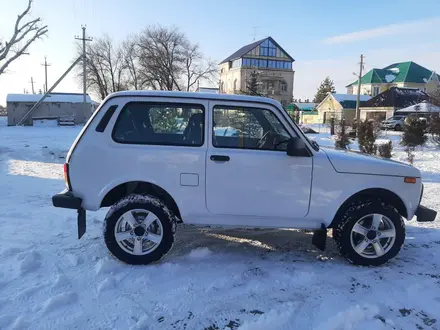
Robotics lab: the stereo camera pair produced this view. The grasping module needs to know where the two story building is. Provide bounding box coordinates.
[219,37,295,107]
[346,61,440,97]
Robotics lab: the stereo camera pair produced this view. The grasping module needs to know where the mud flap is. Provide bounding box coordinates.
[312,223,327,251]
[78,208,86,239]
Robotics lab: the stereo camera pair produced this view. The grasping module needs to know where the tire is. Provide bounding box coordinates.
[103,194,177,265]
[332,198,405,266]
[394,124,401,131]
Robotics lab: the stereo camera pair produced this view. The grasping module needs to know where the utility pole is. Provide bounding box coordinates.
[75,25,92,121]
[29,77,36,94]
[355,54,364,125]
[41,56,51,93]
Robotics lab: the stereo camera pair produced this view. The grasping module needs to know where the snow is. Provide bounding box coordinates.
[0,119,439,329]
[6,93,92,104]
[385,74,396,83]
[396,102,440,113]
[331,94,371,102]
[187,247,213,259]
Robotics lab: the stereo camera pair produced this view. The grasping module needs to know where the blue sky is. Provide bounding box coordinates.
[1,0,440,104]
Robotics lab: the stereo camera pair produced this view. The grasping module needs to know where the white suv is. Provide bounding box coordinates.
[381,115,406,131]
[52,91,437,266]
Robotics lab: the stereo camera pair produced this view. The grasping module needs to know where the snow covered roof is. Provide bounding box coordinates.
[396,102,440,113]
[6,93,93,104]
[331,94,371,102]
[346,61,440,87]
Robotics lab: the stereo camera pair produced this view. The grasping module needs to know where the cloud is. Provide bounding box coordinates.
[322,17,440,45]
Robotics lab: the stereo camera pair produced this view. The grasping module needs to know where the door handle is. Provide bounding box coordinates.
[210,155,230,162]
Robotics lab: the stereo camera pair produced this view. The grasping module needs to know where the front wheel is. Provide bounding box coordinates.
[333,199,405,266]
[103,194,176,265]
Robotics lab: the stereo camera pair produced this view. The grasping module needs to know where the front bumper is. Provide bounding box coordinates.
[415,205,437,222]
[52,190,86,239]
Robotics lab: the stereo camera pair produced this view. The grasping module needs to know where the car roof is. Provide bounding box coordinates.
[104,90,283,108]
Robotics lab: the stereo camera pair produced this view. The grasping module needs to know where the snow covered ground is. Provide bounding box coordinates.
[0,117,439,330]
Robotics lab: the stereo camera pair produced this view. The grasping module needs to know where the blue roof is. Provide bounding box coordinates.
[219,37,295,64]
[292,102,316,110]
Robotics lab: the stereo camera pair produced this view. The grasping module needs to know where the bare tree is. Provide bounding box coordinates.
[121,36,143,90]
[0,0,48,76]
[137,25,185,91]
[182,43,216,91]
[77,35,127,100]
[137,25,215,91]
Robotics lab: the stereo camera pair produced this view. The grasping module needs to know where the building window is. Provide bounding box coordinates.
[232,59,242,68]
[258,59,267,67]
[242,58,292,70]
[259,39,277,57]
[280,82,287,92]
[372,86,380,96]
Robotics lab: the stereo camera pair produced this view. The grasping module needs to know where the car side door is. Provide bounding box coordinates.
[205,101,313,220]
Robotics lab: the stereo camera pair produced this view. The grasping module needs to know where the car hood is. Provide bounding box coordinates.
[321,147,421,177]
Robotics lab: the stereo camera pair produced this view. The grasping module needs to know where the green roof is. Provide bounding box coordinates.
[346,61,440,87]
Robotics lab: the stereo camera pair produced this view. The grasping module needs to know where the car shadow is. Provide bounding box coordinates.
[165,222,440,267]
[167,225,341,263]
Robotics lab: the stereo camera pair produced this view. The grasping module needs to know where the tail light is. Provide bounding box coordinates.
[64,163,72,190]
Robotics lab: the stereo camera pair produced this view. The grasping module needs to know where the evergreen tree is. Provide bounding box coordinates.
[358,119,378,154]
[400,115,427,165]
[240,69,263,96]
[334,117,351,149]
[313,77,336,103]
[377,141,393,158]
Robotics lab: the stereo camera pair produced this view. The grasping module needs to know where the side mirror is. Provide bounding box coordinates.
[286,137,310,157]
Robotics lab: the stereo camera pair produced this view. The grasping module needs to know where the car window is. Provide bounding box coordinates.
[112,102,204,146]
[212,105,292,151]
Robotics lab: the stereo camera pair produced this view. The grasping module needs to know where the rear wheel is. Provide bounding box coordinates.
[394,124,401,131]
[103,194,176,265]
[333,199,405,266]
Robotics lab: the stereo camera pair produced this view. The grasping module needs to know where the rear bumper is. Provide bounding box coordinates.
[52,189,82,209]
[415,205,437,222]
[52,190,86,239]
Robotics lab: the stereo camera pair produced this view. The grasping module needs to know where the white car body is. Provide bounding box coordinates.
[381,115,406,130]
[53,91,436,265]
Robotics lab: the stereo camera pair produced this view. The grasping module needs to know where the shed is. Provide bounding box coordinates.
[316,93,371,124]
[6,92,96,126]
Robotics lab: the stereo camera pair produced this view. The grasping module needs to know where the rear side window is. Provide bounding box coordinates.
[96,105,118,132]
[112,102,205,146]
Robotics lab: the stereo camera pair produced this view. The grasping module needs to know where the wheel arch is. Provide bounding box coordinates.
[100,181,182,222]
[329,188,408,228]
